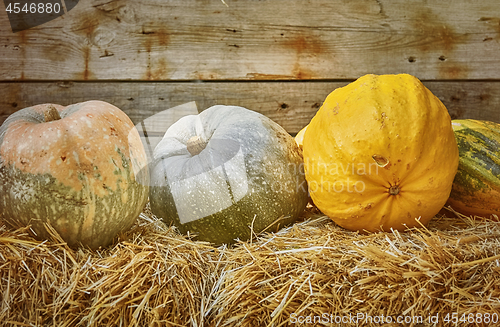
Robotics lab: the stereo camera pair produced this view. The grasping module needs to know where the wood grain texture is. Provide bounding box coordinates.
[1,0,500,81]
[1,81,499,133]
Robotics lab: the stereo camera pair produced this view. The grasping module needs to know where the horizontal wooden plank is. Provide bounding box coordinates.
[1,0,500,81]
[1,81,499,133]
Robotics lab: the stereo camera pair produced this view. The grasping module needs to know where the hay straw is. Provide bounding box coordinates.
[1,205,500,326]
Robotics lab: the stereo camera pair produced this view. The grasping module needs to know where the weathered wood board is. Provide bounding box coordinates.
[1,0,500,128]
[1,0,500,81]
[1,81,499,133]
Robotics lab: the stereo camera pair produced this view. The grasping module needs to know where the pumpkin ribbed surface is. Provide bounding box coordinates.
[447,119,500,218]
[0,101,149,249]
[295,125,307,150]
[303,74,459,232]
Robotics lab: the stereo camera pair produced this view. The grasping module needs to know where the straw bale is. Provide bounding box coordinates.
[1,206,224,327]
[1,205,500,327]
[211,210,500,326]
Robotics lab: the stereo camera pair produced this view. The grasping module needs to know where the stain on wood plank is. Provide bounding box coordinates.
[412,12,464,52]
[410,8,472,79]
[71,12,103,80]
[284,33,326,79]
[17,30,27,80]
[439,65,470,80]
[142,27,170,80]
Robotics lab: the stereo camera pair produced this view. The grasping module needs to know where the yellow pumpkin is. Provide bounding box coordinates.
[303,74,459,232]
[294,125,308,150]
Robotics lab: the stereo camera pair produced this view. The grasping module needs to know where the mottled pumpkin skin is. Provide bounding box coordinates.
[149,105,308,245]
[0,101,149,249]
[303,74,459,232]
[447,119,500,218]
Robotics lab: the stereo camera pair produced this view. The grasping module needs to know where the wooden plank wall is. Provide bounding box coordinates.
[1,0,500,133]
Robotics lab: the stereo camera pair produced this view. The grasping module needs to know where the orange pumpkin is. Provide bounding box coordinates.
[303,74,459,232]
[0,101,149,249]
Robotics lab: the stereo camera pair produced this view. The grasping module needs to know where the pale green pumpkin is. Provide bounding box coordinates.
[149,105,308,245]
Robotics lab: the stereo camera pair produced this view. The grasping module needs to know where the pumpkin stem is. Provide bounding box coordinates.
[187,135,207,156]
[389,185,400,196]
[43,105,62,122]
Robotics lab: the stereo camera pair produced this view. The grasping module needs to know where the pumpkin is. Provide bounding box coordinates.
[446,119,500,219]
[149,105,308,244]
[302,74,459,232]
[295,125,308,150]
[0,101,149,249]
